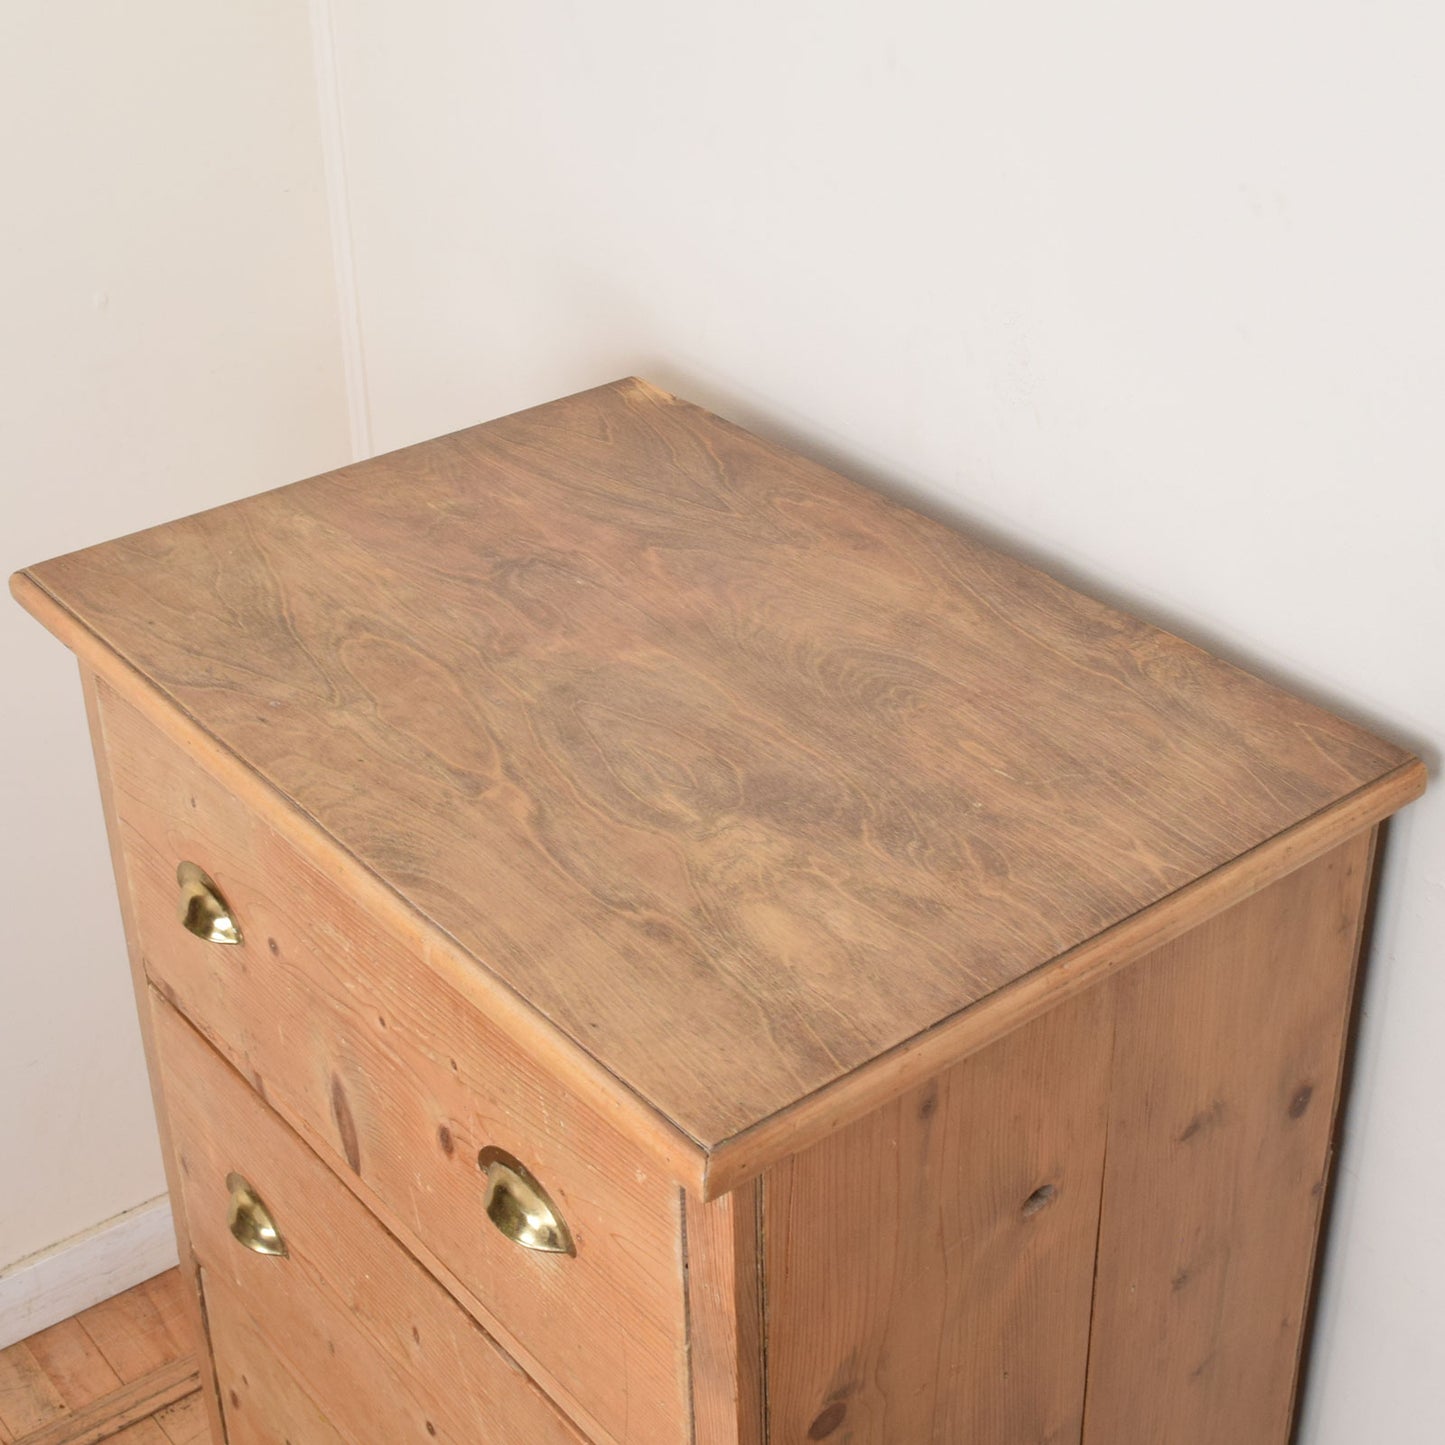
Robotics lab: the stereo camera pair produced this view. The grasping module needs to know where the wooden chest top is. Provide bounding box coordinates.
[13,377,1421,1163]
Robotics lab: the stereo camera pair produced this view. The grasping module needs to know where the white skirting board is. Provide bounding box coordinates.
[0,1196,178,1349]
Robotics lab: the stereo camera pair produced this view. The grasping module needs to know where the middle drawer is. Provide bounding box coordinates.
[97,682,690,1445]
[151,990,585,1445]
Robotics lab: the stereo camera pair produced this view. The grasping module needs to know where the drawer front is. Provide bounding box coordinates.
[95,680,689,1445]
[205,1277,349,1445]
[153,992,585,1445]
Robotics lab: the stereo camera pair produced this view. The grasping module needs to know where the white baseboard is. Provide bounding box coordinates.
[0,1196,178,1349]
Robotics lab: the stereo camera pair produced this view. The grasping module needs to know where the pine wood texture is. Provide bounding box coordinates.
[696,757,1415,1198]
[11,378,1424,1169]
[148,994,585,1445]
[0,1340,66,1439]
[1082,832,1377,1443]
[684,1183,764,1445]
[93,676,689,1445]
[17,1362,198,1445]
[203,1282,347,1445]
[11,379,1428,1445]
[136,1398,205,1445]
[16,1321,120,1425]
[764,984,1113,1444]
[0,1275,201,1445]
[79,674,228,1445]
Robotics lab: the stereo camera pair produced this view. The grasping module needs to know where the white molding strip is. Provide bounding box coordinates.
[0,1196,178,1349]
[308,0,373,460]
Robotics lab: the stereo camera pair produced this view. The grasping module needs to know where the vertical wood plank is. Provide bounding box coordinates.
[1083,832,1377,1444]
[685,1182,764,1445]
[80,666,226,1445]
[765,985,1114,1444]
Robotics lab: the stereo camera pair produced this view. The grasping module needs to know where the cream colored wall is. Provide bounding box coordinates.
[322,3,1443,1439]
[1,1,351,1269]
[5,1,1442,1435]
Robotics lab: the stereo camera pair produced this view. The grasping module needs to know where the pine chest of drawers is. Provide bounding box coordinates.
[13,379,1425,1444]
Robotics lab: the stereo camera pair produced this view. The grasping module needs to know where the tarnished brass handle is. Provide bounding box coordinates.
[176,862,242,945]
[478,1147,574,1256]
[226,1173,287,1257]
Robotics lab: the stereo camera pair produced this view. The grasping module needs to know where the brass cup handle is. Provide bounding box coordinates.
[478,1147,574,1256]
[177,862,242,945]
[226,1174,287,1257]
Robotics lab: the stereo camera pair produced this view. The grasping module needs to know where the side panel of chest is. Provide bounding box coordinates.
[745,834,1374,1445]
[764,985,1114,1444]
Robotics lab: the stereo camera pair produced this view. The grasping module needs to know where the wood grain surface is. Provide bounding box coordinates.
[139,1394,207,1445]
[15,1362,197,1445]
[150,995,586,1445]
[203,1280,347,1445]
[15,378,1422,1156]
[79,673,227,1445]
[0,1273,202,1445]
[684,1183,764,1445]
[765,984,1114,1443]
[1082,833,1375,1444]
[95,676,689,1445]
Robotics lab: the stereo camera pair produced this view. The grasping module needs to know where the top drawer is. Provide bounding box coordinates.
[91,677,690,1445]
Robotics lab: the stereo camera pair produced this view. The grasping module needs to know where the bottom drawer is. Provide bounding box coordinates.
[206,1276,348,1445]
[149,991,584,1445]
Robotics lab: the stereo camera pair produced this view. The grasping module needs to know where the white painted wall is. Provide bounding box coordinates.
[1,0,350,1280]
[322,2,1444,1438]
